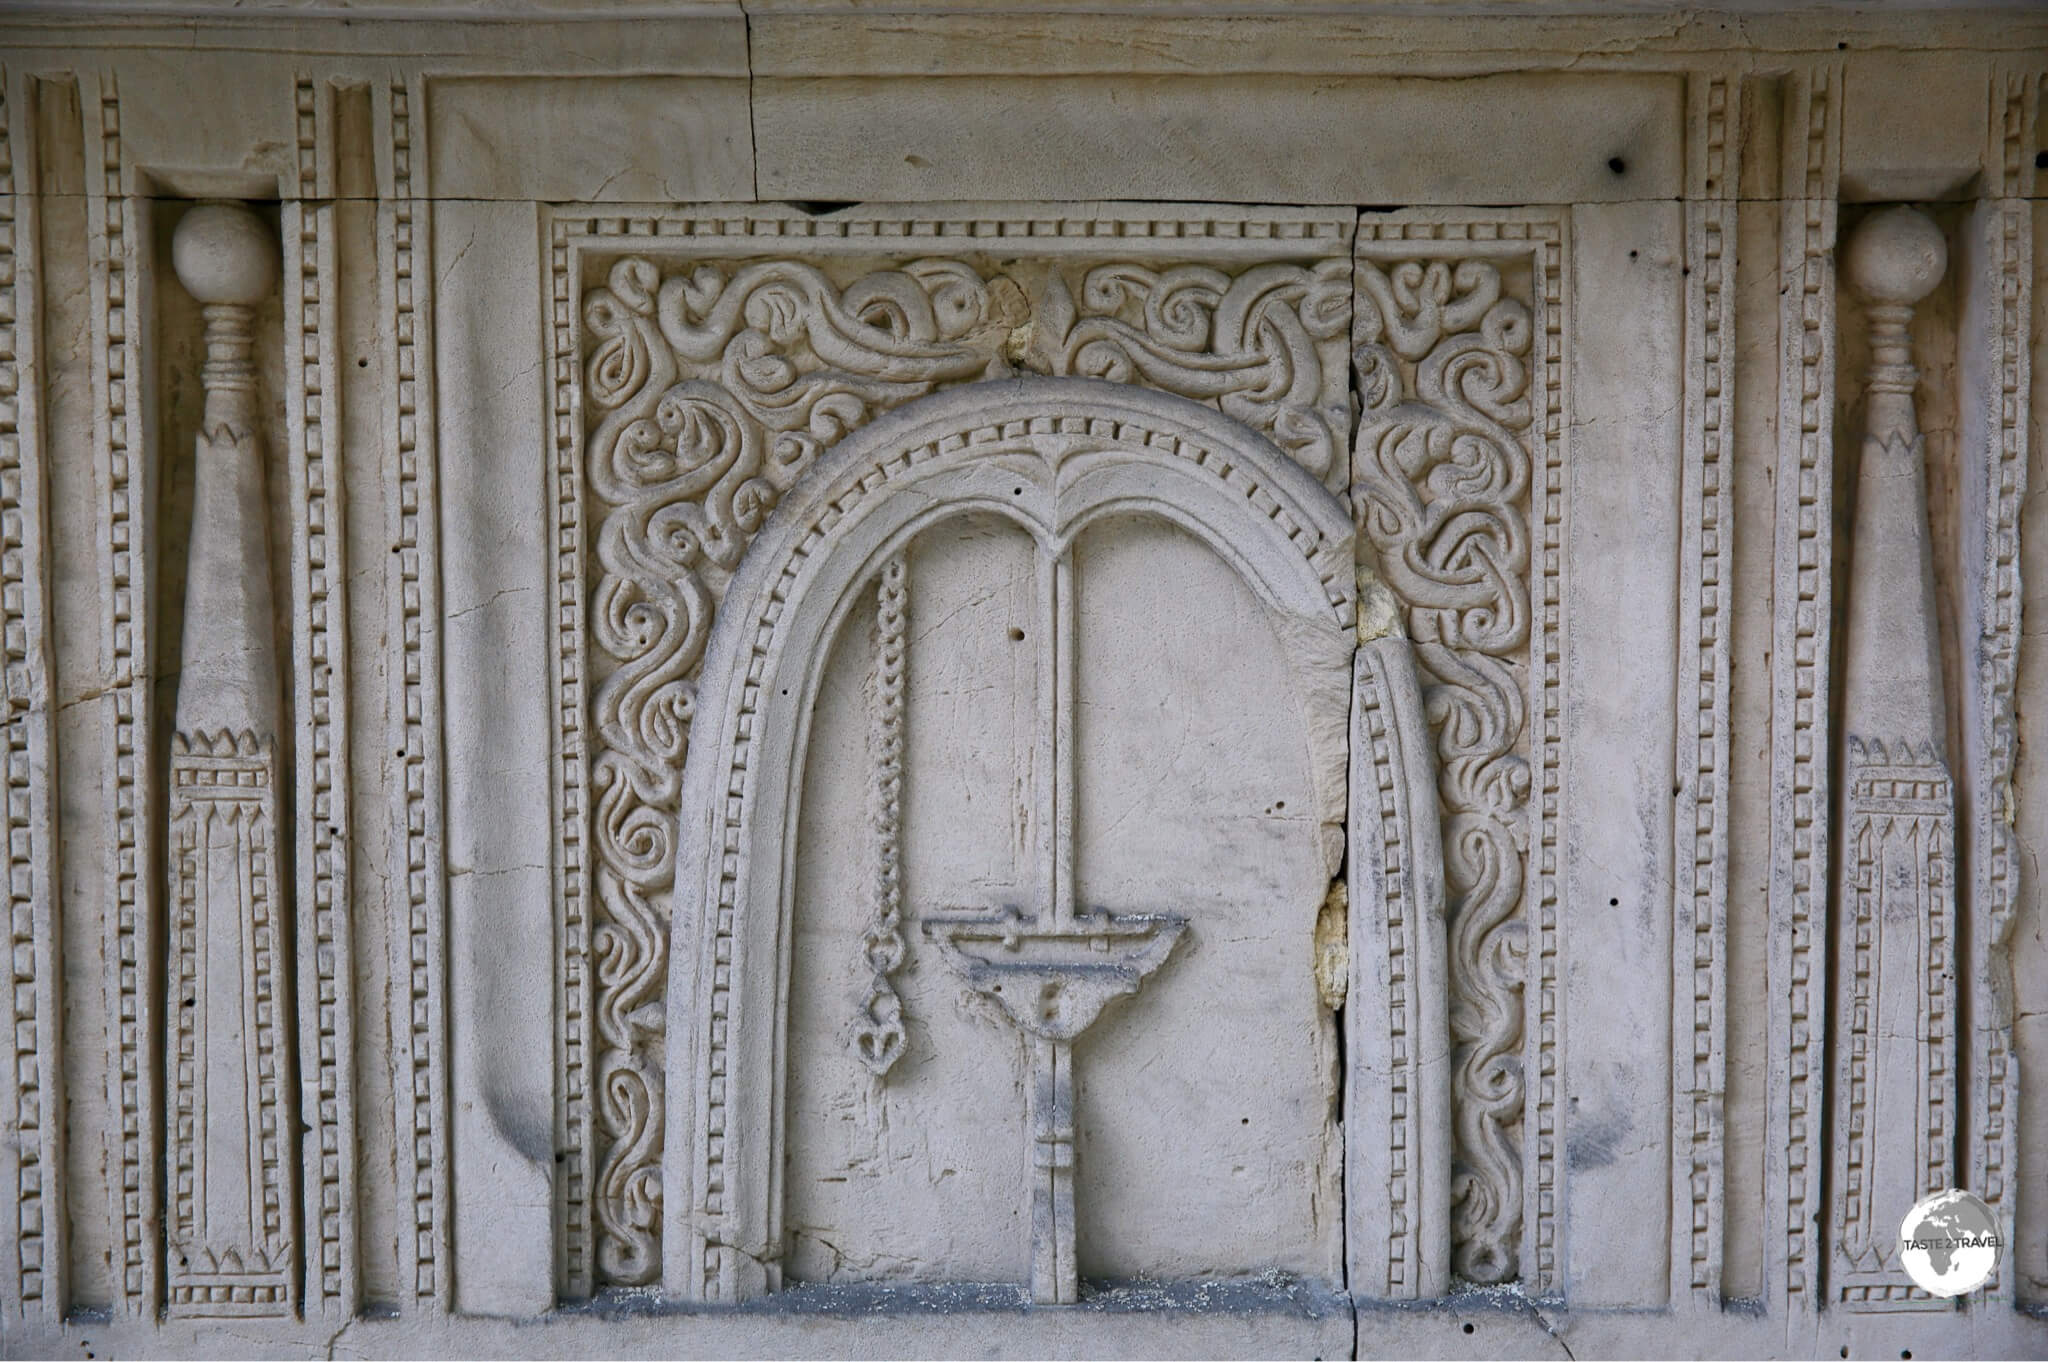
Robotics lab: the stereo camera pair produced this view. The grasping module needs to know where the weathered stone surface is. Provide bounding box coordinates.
[0,5,2044,1359]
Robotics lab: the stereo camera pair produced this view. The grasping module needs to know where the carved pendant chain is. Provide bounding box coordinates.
[851,551,911,1076]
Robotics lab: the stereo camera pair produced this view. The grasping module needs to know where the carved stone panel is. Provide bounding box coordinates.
[2,13,2045,1358]
[548,205,1357,1289]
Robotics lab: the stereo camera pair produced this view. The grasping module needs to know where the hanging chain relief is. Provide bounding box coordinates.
[560,207,1356,1287]
[1350,219,1562,1286]
[850,553,910,1077]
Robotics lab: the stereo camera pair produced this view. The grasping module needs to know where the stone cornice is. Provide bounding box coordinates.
[2,2,2045,66]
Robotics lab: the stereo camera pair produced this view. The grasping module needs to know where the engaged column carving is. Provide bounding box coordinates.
[1829,206,1954,1313]
[164,204,298,1319]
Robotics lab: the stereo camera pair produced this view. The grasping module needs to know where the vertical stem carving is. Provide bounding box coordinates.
[920,532,1185,1307]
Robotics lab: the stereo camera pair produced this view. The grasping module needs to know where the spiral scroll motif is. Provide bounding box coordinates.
[1352,256,1534,1284]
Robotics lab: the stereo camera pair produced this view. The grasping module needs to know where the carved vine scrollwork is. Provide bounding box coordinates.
[579,256,1019,1282]
[1351,256,1533,1284]
[1032,261,1354,489]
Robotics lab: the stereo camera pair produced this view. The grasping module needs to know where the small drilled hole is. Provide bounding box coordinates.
[1463,1323,1476,1336]
[1608,156,1627,175]
[1610,897,1620,907]
[1008,627,1025,642]
[357,356,369,368]
[2037,151,2048,170]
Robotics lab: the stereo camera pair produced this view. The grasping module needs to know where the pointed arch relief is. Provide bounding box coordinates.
[661,378,1446,1305]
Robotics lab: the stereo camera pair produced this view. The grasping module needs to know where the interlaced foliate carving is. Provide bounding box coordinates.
[569,221,1354,1286]
[1351,249,1534,1285]
[1029,261,1353,489]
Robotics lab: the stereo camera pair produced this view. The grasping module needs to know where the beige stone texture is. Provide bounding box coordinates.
[0,4,2042,1359]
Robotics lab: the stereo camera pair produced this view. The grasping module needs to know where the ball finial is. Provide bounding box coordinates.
[1842,206,1946,307]
[171,202,277,306]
